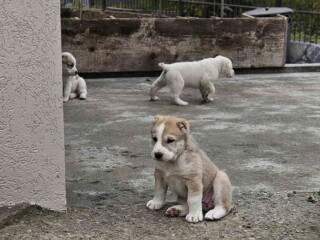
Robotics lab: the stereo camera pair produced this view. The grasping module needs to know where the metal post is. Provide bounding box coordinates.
[79,0,83,19]
[276,0,282,7]
[179,0,184,16]
[159,0,163,15]
[220,0,224,18]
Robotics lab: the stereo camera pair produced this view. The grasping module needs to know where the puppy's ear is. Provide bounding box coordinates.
[152,115,163,126]
[177,118,189,134]
[62,53,68,62]
[154,115,164,122]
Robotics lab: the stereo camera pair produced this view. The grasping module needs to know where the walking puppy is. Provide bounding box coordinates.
[150,56,234,106]
[146,115,232,223]
[62,52,87,102]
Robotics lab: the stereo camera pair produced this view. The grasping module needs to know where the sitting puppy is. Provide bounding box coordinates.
[62,52,87,102]
[146,115,232,223]
[150,56,234,106]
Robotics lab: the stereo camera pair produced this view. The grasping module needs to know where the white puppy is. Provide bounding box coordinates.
[62,52,87,102]
[146,115,233,223]
[150,56,234,106]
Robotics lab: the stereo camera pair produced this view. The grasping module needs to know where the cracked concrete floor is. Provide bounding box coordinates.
[1,72,320,239]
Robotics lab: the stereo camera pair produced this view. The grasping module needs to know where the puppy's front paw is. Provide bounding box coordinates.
[146,199,164,210]
[165,205,188,217]
[175,100,188,106]
[204,97,214,103]
[204,207,227,220]
[186,211,203,223]
[63,97,69,102]
[69,93,77,99]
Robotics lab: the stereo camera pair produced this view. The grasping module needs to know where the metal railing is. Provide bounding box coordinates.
[61,0,320,43]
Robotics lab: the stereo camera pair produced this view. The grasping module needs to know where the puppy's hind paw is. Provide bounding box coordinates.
[79,93,87,100]
[150,96,160,101]
[165,208,180,217]
[146,199,164,210]
[204,206,227,221]
[186,212,203,223]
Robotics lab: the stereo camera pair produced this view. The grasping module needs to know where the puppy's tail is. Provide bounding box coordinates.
[158,62,169,71]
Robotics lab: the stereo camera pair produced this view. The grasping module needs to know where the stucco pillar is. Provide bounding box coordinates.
[0,0,66,210]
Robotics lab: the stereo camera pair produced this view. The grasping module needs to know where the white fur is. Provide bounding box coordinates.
[186,195,203,223]
[150,56,234,106]
[205,205,226,220]
[146,199,164,210]
[62,52,87,102]
[151,123,175,161]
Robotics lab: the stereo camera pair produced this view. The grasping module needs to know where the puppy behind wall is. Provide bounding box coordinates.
[150,56,235,106]
[62,52,87,102]
[146,115,232,223]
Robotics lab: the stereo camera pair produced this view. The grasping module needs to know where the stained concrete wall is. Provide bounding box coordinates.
[0,1,66,210]
[62,17,288,72]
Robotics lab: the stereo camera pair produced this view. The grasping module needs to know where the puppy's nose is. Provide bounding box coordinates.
[75,71,79,75]
[154,152,163,159]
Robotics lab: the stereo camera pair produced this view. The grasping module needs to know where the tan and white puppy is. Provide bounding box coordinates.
[150,56,234,106]
[62,52,87,102]
[146,115,232,223]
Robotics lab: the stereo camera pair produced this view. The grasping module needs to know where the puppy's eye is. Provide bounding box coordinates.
[167,138,175,144]
[67,63,74,68]
[153,137,157,142]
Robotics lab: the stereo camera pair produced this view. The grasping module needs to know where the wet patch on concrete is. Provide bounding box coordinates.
[74,146,128,171]
[194,112,242,121]
[127,168,154,193]
[240,158,290,172]
[203,122,299,134]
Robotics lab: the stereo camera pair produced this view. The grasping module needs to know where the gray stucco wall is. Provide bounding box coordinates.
[0,0,66,210]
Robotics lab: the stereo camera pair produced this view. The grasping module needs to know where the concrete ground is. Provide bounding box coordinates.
[1,72,320,239]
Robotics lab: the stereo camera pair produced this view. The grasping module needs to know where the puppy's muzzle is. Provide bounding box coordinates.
[154,152,163,160]
[75,71,79,75]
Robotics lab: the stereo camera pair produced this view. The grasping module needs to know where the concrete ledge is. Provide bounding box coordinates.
[79,64,320,79]
[236,63,320,74]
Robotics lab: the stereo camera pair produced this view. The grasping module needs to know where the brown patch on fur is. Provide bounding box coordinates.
[154,169,168,194]
[151,115,165,133]
[186,178,203,197]
[151,116,189,145]
[163,117,187,142]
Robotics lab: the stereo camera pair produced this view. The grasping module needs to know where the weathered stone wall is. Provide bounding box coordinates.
[0,0,66,210]
[61,17,288,72]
